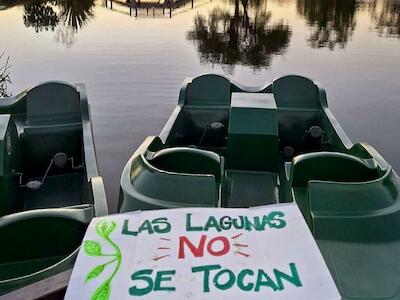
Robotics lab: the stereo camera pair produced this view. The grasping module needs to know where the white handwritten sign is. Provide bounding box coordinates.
[65,203,340,300]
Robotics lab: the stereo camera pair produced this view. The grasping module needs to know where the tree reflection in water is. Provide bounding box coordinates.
[369,0,399,38]
[57,0,94,30]
[187,0,291,71]
[22,0,95,47]
[23,2,59,33]
[297,0,360,49]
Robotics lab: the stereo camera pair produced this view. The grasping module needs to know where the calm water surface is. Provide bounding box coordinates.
[0,0,399,211]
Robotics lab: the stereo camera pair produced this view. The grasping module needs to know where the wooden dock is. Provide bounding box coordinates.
[105,0,195,18]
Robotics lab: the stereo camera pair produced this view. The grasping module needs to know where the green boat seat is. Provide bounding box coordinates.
[0,207,92,284]
[286,151,386,228]
[150,147,223,183]
[20,82,83,177]
[119,144,222,212]
[289,152,379,188]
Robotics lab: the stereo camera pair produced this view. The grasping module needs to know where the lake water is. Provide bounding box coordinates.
[0,0,399,211]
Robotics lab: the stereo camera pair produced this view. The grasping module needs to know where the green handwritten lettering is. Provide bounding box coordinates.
[274,263,302,289]
[191,264,221,292]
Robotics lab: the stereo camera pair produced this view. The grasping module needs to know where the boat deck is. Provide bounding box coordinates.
[23,173,83,210]
[222,170,279,207]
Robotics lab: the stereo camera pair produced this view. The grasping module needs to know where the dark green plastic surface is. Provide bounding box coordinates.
[0,82,108,295]
[119,73,400,299]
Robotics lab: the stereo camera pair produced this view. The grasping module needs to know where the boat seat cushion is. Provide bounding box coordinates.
[150,147,223,183]
[289,152,379,188]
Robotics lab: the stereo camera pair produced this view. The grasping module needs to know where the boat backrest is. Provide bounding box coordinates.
[21,83,83,177]
[26,82,81,126]
[185,74,231,106]
[178,107,229,146]
[272,75,323,150]
[289,152,379,188]
[272,75,321,109]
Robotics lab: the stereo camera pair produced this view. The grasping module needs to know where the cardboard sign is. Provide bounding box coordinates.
[65,204,340,300]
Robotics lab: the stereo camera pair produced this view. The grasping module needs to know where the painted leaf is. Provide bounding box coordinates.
[84,240,102,256]
[97,220,116,237]
[91,280,111,300]
[85,264,105,283]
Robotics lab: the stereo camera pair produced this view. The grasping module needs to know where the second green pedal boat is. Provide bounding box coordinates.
[0,82,108,295]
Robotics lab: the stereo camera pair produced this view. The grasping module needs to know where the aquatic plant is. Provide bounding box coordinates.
[0,52,11,97]
[84,220,122,300]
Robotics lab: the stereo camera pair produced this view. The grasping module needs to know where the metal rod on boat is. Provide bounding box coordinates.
[40,160,54,185]
[198,126,209,146]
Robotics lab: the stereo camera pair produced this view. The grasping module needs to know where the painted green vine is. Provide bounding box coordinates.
[83,220,121,300]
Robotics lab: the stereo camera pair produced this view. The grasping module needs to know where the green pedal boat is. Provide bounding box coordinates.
[0,82,108,296]
[119,74,400,299]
